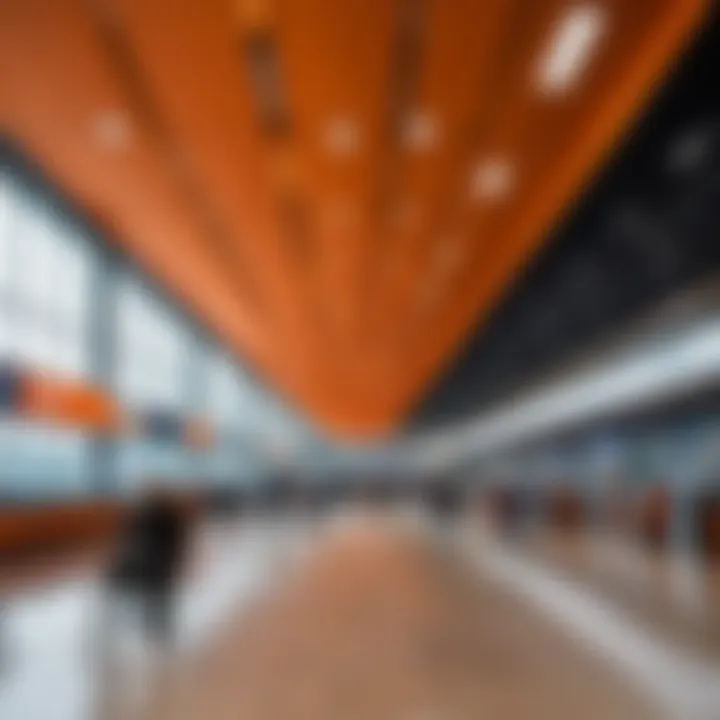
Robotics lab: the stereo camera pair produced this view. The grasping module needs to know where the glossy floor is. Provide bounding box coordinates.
[2,512,719,719]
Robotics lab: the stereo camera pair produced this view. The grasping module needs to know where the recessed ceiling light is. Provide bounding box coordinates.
[91,109,133,151]
[471,158,515,200]
[402,111,439,152]
[535,4,608,96]
[322,117,360,157]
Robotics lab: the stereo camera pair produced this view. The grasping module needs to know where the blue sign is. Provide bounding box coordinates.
[141,411,183,442]
[0,364,21,411]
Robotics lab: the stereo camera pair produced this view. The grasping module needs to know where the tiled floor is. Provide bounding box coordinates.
[509,525,720,662]
[4,512,720,720]
[464,526,720,719]
[0,519,300,720]
[129,517,655,720]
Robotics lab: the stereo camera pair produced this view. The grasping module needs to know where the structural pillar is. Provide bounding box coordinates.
[88,248,120,494]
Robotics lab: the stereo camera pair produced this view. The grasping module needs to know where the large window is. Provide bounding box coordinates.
[0,157,299,501]
[206,353,245,483]
[116,276,188,408]
[205,352,311,484]
[115,275,193,491]
[0,171,95,500]
[0,173,92,376]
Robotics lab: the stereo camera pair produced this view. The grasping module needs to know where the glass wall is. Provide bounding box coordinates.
[205,353,296,485]
[115,274,194,492]
[0,155,301,502]
[0,171,94,499]
[207,353,246,484]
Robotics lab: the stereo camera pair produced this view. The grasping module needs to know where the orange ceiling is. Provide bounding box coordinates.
[0,0,709,438]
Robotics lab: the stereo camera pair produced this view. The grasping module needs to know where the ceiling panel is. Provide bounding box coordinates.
[379,0,708,424]
[273,0,396,362]
[0,0,265,352]
[367,0,516,366]
[0,0,709,438]
[108,0,313,346]
[411,8,720,430]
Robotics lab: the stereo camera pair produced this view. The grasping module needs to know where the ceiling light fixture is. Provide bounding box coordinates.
[406,316,720,465]
[402,111,439,152]
[91,109,133,151]
[471,158,515,200]
[535,4,608,95]
[322,117,360,157]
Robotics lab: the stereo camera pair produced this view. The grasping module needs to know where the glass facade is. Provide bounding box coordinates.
[0,176,92,378]
[207,353,246,484]
[0,159,290,502]
[0,172,93,500]
[115,275,194,492]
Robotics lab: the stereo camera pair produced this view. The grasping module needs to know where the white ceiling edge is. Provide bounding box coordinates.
[394,315,720,470]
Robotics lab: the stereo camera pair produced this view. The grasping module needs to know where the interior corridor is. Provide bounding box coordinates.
[2,513,672,720]
[135,519,658,720]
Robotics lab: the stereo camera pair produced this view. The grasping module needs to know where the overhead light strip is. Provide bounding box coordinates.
[535,4,608,95]
[407,316,720,463]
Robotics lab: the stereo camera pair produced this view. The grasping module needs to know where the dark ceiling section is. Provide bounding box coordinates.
[409,11,720,432]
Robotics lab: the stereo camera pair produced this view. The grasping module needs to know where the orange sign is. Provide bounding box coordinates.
[20,372,122,433]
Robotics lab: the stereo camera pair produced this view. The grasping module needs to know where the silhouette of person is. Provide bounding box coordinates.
[105,481,191,645]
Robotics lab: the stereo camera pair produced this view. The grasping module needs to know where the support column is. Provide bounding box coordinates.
[670,486,697,554]
[185,331,209,486]
[519,482,545,533]
[88,249,120,495]
[668,482,705,613]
